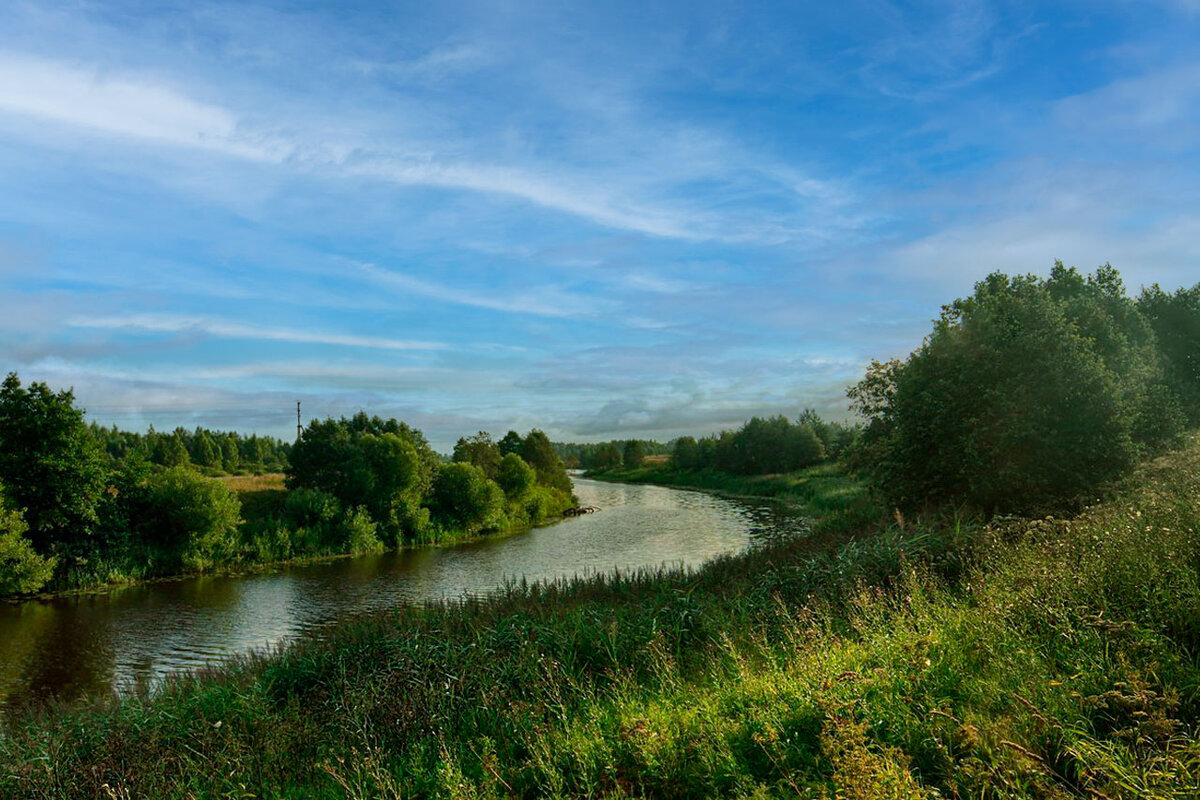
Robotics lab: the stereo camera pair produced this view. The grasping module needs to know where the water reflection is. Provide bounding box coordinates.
[0,479,807,710]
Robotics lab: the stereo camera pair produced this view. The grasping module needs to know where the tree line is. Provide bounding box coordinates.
[268,419,574,559]
[553,439,671,470]
[91,424,290,474]
[671,410,857,475]
[565,410,857,476]
[0,376,574,597]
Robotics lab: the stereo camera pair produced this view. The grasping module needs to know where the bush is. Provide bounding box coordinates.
[427,463,507,535]
[496,452,536,499]
[137,467,243,572]
[341,506,384,555]
[0,495,55,596]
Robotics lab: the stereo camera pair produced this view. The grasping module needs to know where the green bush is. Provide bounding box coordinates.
[496,452,536,499]
[0,494,56,596]
[137,467,243,572]
[427,462,507,535]
[341,506,384,555]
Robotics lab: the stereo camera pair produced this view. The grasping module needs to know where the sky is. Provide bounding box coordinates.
[1,0,1198,450]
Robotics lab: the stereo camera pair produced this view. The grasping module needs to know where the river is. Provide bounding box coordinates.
[0,478,808,710]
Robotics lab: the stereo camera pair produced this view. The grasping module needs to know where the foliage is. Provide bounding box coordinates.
[92,424,290,475]
[622,438,646,468]
[452,431,502,479]
[672,435,699,470]
[1138,281,1200,422]
[287,415,435,543]
[427,462,506,535]
[341,506,384,555]
[0,488,56,596]
[496,452,535,499]
[0,373,109,556]
[520,429,573,494]
[8,433,1200,798]
[498,430,524,457]
[850,264,1185,513]
[134,467,243,572]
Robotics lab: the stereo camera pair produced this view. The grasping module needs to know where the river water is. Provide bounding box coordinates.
[0,478,807,710]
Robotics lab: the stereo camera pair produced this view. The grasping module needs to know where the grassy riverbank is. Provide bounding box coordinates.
[4,435,1200,796]
[587,461,871,519]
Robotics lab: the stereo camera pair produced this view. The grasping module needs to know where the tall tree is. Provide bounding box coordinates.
[0,374,108,554]
[849,267,1182,513]
[520,430,572,493]
[452,431,502,479]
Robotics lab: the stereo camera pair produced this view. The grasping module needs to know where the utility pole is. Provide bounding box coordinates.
[296,401,302,441]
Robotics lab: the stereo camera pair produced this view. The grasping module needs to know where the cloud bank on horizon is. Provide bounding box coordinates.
[0,0,1197,449]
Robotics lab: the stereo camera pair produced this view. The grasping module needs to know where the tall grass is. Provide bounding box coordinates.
[3,437,1200,797]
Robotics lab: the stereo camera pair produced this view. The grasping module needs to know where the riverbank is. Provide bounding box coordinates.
[587,460,871,519]
[14,473,575,602]
[4,436,1199,795]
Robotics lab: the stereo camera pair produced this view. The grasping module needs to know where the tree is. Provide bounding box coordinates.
[498,430,524,457]
[592,442,622,470]
[194,431,221,470]
[496,452,535,499]
[452,431,502,479]
[156,430,191,468]
[622,439,646,468]
[427,463,505,535]
[520,430,573,493]
[1139,282,1200,422]
[850,267,1180,513]
[0,374,109,554]
[287,416,436,542]
[672,436,698,470]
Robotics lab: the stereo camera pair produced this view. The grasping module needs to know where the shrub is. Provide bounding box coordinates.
[0,495,56,596]
[427,463,507,535]
[137,467,243,572]
[496,452,536,499]
[341,506,384,555]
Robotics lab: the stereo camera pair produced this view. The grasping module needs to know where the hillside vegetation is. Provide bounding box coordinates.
[1,431,1198,797]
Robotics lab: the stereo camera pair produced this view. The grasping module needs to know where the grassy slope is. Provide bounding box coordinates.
[4,439,1200,797]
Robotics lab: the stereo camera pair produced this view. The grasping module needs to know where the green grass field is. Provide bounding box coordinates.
[4,439,1200,797]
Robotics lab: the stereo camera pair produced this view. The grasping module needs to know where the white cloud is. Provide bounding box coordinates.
[0,51,283,160]
[67,314,447,351]
[357,263,602,318]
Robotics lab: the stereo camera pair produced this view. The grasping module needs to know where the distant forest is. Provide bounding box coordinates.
[90,424,291,474]
[555,409,857,475]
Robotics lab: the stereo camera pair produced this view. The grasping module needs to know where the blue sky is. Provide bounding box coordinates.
[1,1,1198,450]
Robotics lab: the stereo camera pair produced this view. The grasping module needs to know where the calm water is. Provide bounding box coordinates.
[0,478,807,710]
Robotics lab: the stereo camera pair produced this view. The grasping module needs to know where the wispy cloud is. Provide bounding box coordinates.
[357,263,602,318]
[67,314,447,352]
[0,52,281,159]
